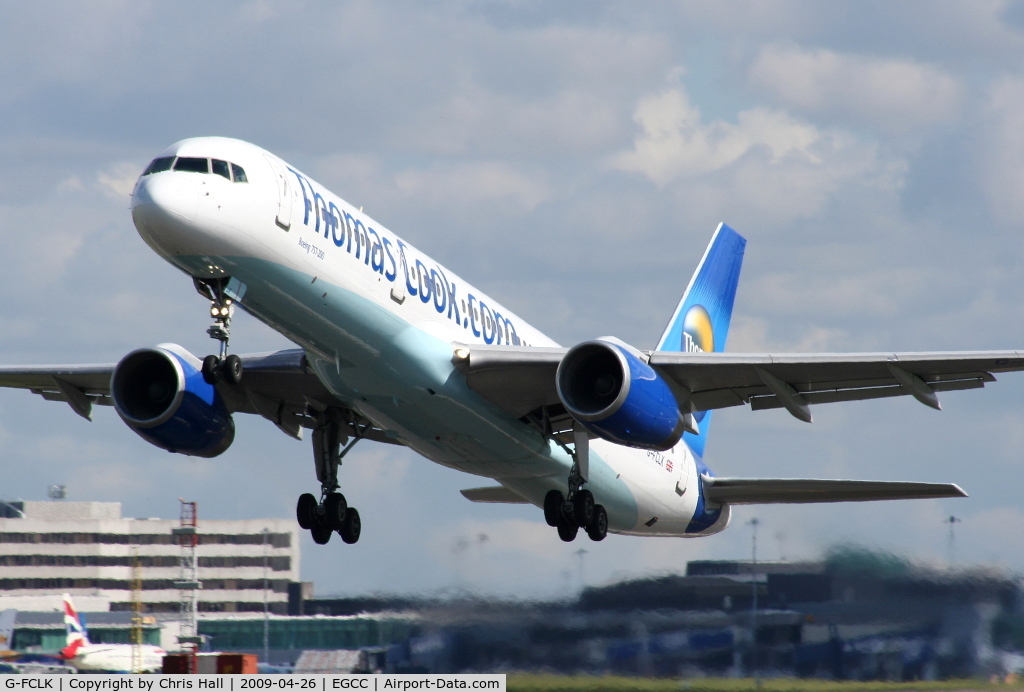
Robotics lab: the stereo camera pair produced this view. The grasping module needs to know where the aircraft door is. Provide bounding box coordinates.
[264,154,292,230]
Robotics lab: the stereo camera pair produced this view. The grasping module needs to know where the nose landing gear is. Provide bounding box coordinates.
[194,277,243,385]
[295,409,364,546]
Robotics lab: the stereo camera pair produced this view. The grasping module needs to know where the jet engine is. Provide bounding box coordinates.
[111,345,234,457]
[555,338,686,451]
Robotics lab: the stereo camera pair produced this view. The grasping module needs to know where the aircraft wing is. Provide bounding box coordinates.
[0,349,400,444]
[458,346,1024,423]
[702,476,967,505]
[0,365,116,416]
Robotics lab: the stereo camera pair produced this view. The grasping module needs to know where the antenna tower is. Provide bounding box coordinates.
[172,499,202,673]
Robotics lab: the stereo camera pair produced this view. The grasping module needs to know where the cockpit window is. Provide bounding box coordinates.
[141,154,247,182]
[142,157,174,176]
[174,157,209,174]
[211,159,230,180]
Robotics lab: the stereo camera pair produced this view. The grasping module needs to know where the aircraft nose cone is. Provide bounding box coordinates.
[131,173,202,256]
[132,172,199,223]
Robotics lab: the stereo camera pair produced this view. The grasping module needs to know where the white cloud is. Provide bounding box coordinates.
[979,77,1024,226]
[726,315,851,353]
[611,88,822,185]
[96,162,141,200]
[68,459,156,499]
[394,161,551,214]
[344,445,413,489]
[747,267,934,319]
[610,85,905,228]
[0,202,88,287]
[748,44,963,134]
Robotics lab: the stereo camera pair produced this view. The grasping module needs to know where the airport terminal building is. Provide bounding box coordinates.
[0,500,297,615]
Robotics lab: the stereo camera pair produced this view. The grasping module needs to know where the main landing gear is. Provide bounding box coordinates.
[545,424,608,543]
[295,409,363,546]
[194,277,243,386]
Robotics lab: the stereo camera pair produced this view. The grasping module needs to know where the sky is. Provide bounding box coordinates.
[2,0,1024,599]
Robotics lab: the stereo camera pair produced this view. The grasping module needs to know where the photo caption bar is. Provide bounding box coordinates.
[2,675,505,692]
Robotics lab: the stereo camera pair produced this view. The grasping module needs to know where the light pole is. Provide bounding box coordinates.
[945,516,962,566]
[262,528,270,665]
[575,548,588,592]
[775,531,787,562]
[748,517,761,688]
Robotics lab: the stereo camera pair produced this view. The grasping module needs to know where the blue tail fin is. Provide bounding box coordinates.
[657,223,746,458]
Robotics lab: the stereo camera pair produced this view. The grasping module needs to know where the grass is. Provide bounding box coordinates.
[506,674,1024,692]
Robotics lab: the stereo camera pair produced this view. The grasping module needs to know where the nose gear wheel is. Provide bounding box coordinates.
[195,277,244,385]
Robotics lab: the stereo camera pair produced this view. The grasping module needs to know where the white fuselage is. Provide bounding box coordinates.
[68,643,165,673]
[130,137,727,537]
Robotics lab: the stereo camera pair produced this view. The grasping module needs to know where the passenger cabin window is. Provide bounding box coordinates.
[231,163,248,183]
[174,157,209,174]
[142,157,174,176]
[212,159,230,179]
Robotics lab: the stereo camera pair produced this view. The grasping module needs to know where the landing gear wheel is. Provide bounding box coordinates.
[201,355,221,385]
[557,517,579,542]
[544,490,564,527]
[340,508,361,544]
[586,504,608,542]
[310,520,332,545]
[296,493,317,530]
[222,354,243,384]
[323,492,348,531]
[573,489,595,528]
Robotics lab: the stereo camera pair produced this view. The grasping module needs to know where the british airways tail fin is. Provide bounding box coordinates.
[0,609,16,651]
[657,223,746,458]
[61,593,89,649]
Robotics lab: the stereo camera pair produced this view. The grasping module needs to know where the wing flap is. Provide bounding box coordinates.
[460,486,530,504]
[749,378,985,411]
[703,476,967,505]
[456,345,563,418]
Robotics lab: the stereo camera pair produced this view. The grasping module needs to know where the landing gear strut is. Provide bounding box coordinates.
[194,277,243,385]
[544,423,608,543]
[295,409,363,545]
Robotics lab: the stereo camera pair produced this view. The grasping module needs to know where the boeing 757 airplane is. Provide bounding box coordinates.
[1,137,1020,544]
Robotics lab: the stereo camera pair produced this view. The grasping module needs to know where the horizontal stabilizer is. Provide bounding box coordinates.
[703,476,966,505]
[460,486,529,504]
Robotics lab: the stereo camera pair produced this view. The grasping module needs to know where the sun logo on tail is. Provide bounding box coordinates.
[682,305,715,426]
[682,305,714,354]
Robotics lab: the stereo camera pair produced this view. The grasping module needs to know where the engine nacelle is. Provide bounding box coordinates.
[111,345,234,458]
[688,502,732,537]
[555,338,685,451]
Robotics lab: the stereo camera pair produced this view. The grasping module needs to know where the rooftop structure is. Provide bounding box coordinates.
[0,500,298,615]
